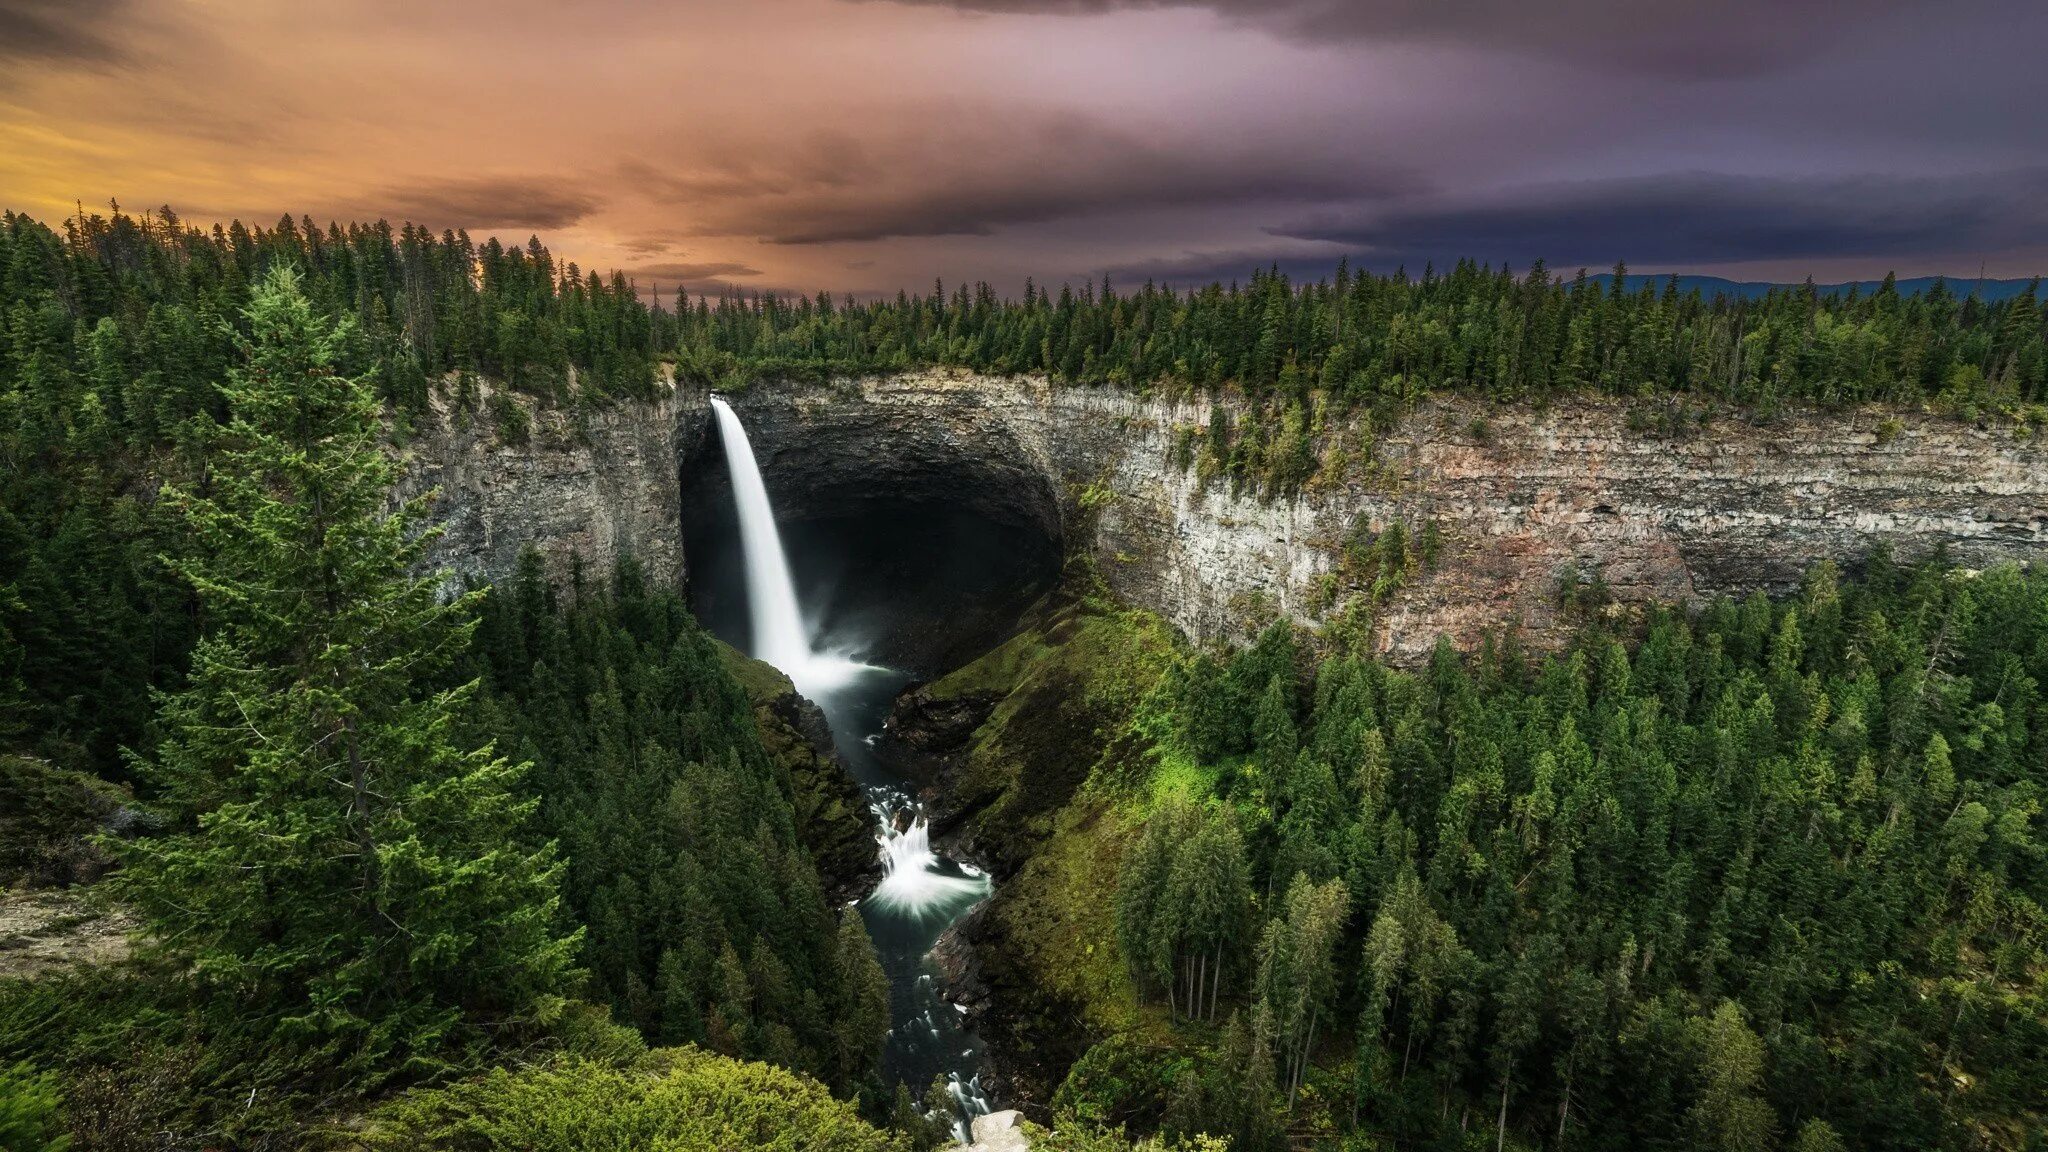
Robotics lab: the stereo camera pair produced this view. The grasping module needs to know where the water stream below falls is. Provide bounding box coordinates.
[710,397,995,1142]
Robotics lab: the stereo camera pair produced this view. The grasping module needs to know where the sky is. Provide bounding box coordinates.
[2,0,2044,298]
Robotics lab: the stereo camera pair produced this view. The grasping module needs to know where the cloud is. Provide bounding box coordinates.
[618,231,698,257]
[0,0,130,64]
[631,113,1418,245]
[1265,170,2048,271]
[868,0,1947,78]
[623,260,764,283]
[367,176,603,231]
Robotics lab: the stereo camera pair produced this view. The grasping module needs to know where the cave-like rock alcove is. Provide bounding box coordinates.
[678,395,1065,677]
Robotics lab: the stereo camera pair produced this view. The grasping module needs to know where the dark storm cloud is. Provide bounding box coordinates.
[632,115,1420,245]
[1267,171,2048,271]
[369,177,602,231]
[0,0,130,64]
[871,0,1955,78]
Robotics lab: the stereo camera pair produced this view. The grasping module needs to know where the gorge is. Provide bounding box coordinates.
[398,368,2048,1131]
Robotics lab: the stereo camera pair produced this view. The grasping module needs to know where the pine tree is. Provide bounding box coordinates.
[1690,1000,1778,1152]
[110,266,578,1081]
[832,909,890,1093]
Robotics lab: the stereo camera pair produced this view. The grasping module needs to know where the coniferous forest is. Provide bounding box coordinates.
[0,204,2043,1152]
[1105,559,2047,1152]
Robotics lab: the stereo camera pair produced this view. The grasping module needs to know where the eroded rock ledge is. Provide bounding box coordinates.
[410,370,2048,661]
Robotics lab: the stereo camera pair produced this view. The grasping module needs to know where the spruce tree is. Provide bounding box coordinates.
[111,266,578,1080]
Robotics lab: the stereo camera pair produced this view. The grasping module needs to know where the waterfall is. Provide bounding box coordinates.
[709,395,990,924]
[709,396,809,675]
[871,804,989,918]
[710,395,995,1142]
[709,395,874,701]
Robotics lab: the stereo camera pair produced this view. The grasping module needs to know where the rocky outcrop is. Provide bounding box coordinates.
[399,375,685,591]
[409,370,2048,662]
[971,1110,1031,1151]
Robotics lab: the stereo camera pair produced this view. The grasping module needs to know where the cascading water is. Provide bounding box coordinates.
[709,396,996,1143]
[709,396,873,701]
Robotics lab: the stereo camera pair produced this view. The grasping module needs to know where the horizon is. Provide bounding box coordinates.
[19,201,2042,307]
[4,0,2044,298]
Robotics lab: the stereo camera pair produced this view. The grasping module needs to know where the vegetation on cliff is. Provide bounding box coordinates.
[1075,557,2045,1151]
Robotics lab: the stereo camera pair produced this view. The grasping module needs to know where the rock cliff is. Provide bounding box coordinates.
[397,375,686,591]
[409,371,2048,661]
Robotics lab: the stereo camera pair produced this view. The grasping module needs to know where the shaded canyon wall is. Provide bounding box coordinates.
[405,371,2048,661]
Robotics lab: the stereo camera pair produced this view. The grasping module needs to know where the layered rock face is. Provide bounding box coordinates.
[396,377,685,590]
[409,371,2048,661]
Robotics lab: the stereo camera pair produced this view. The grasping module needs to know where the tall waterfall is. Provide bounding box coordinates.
[708,396,810,676]
[709,396,990,920]
[709,395,873,701]
[710,395,995,1142]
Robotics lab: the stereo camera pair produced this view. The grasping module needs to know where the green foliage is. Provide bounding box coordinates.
[466,554,886,1095]
[485,388,531,446]
[107,267,580,1088]
[1106,556,2048,1150]
[363,1048,905,1152]
[1054,1035,1183,1132]
[0,1062,68,1152]
[0,756,126,886]
[1032,1115,1229,1152]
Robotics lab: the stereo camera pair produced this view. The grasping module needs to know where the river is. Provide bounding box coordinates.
[709,396,996,1142]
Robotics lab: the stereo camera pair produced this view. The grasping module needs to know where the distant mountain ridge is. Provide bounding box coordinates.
[1590,272,2041,302]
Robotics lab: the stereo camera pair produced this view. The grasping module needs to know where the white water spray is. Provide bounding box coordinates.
[870,804,990,919]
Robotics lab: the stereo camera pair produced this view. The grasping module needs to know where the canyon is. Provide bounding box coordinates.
[402,371,2048,663]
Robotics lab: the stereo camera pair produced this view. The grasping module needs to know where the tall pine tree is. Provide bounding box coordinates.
[112,266,578,1082]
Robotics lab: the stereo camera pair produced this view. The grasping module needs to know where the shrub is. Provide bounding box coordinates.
[0,1061,68,1152]
[0,757,127,887]
[362,1048,903,1152]
[486,390,531,446]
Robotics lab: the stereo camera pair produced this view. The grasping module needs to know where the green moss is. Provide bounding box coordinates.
[939,591,1183,1093]
[924,627,1051,701]
[986,796,1153,1039]
[943,600,1175,871]
[712,640,797,705]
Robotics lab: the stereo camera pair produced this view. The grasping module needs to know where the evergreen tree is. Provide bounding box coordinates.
[832,909,891,1096]
[110,266,578,1080]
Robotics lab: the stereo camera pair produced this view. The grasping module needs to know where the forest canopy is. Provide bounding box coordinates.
[0,204,2043,1149]
[1100,557,2048,1151]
